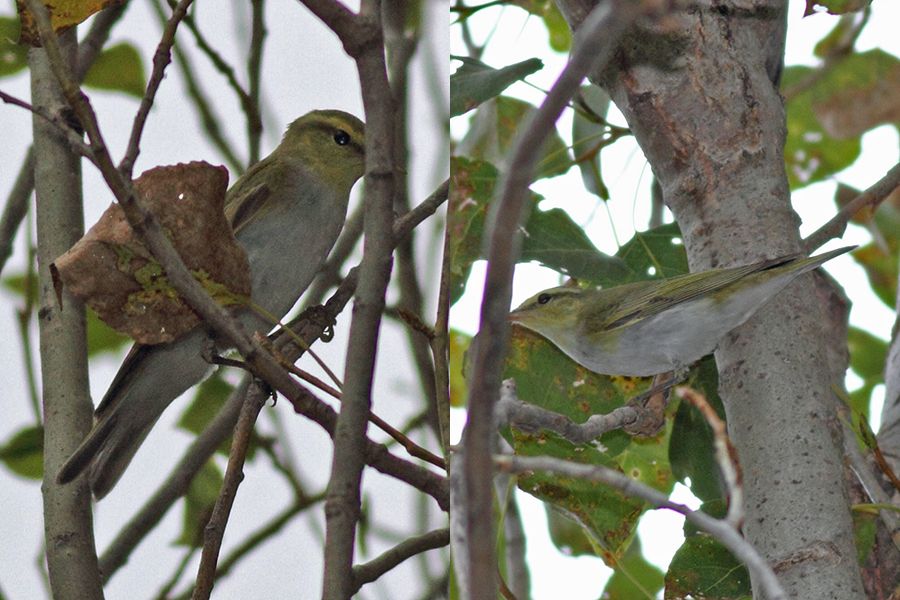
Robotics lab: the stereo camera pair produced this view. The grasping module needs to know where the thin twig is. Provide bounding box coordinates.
[246,0,266,164]
[350,528,450,593]
[495,379,638,444]
[803,161,900,253]
[0,89,93,157]
[120,0,196,176]
[0,3,125,276]
[496,454,788,600]
[149,0,244,173]
[192,382,268,600]
[432,202,452,457]
[462,2,656,595]
[0,148,35,276]
[99,380,248,580]
[677,386,743,528]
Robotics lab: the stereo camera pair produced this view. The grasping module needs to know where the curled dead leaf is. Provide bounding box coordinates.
[53,161,250,344]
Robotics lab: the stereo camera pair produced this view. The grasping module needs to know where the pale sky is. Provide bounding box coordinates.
[0,2,449,598]
[450,2,899,599]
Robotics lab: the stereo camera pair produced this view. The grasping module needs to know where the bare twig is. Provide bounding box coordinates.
[99,380,247,580]
[0,148,35,276]
[192,382,268,600]
[120,0,196,176]
[677,386,743,528]
[149,0,244,173]
[246,0,266,164]
[0,3,125,276]
[350,528,450,593]
[432,204,452,456]
[803,161,900,253]
[0,89,93,157]
[496,454,788,600]
[30,25,104,600]
[461,2,651,595]
[496,379,638,444]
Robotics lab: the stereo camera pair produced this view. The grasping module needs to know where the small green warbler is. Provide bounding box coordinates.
[58,110,365,498]
[509,246,853,377]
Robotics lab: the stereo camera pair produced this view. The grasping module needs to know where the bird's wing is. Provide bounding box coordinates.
[94,342,153,419]
[596,254,799,331]
[224,156,283,234]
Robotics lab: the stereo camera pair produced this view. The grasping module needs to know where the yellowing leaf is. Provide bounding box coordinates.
[17,0,123,47]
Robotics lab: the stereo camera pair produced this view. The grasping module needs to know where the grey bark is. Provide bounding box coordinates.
[557,1,865,598]
[31,31,105,600]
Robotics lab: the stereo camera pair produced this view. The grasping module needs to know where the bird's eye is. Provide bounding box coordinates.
[333,130,351,146]
[537,293,552,305]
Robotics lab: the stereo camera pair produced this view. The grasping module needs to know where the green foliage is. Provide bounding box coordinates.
[508,0,572,51]
[572,85,613,200]
[449,329,471,407]
[846,326,888,418]
[603,537,665,599]
[84,42,147,98]
[457,96,572,180]
[450,56,543,117]
[669,357,726,503]
[448,156,627,305]
[782,65,860,189]
[176,459,223,547]
[0,17,27,76]
[0,425,42,479]
[505,324,674,563]
[665,534,751,599]
[784,49,899,189]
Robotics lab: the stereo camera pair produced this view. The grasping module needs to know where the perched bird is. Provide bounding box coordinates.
[58,110,366,498]
[509,246,853,377]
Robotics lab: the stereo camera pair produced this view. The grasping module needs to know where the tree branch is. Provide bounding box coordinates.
[496,454,788,600]
[192,381,268,600]
[803,161,900,253]
[460,3,654,592]
[350,528,450,593]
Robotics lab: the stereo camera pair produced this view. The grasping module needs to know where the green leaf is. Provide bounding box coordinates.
[0,425,43,479]
[665,534,751,599]
[450,56,543,117]
[2,272,38,304]
[669,357,727,503]
[457,96,572,180]
[572,85,612,201]
[83,42,146,98]
[545,507,596,555]
[448,156,496,305]
[783,65,860,189]
[178,371,254,459]
[616,223,690,282]
[509,0,572,52]
[603,537,665,599]
[0,17,27,77]
[449,329,471,407]
[847,326,888,381]
[176,459,222,547]
[783,50,900,189]
[504,325,674,564]
[86,307,130,357]
[804,0,871,16]
[521,207,631,286]
[448,156,629,305]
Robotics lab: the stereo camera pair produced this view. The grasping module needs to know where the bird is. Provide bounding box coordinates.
[58,109,365,498]
[509,246,854,377]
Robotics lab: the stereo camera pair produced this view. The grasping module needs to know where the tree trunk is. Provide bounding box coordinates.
[557,1,865,598]
[31,30,105,600]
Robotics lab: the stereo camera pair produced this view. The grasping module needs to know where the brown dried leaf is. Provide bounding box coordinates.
[53,162,251,344]
[16,0,123,47]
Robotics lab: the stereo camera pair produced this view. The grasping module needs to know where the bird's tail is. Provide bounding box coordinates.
[56,408,158,499]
